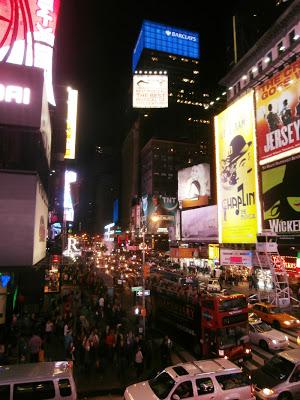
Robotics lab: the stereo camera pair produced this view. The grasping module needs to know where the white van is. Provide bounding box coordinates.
[124,358,255,400]
[0,361,77,400]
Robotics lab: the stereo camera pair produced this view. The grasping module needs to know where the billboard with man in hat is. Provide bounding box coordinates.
[215,91,261,243]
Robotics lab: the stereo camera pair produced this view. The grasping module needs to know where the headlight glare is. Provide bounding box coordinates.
[262,387,274,396]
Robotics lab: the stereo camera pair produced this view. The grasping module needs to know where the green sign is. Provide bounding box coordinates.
[131,286,143,292]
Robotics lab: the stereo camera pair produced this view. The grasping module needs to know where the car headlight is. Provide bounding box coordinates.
[262,388,274,396]
[245,348,251,354]
[272,339,277,344]
[284,320,291,326]
[285,335,288,341]
[296,319,300,324]
[219,349,225,356]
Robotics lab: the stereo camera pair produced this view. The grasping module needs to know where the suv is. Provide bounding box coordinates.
[124,358,254,400]
[252,348,300,399]
[206,278,221,292]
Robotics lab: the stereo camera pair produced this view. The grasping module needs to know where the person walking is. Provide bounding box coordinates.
[134,345,144,378]
[28,332,42,363]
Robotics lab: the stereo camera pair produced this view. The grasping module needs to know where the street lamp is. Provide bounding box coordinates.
[142,226,146,335]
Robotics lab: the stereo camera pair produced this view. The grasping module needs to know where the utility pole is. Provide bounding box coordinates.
[142,228,146,336]
[233,15,238,64]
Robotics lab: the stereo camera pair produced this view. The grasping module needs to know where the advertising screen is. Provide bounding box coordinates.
[0,63,44,129]
[178,163,210,201]
[65,87,78,159]
[133,74,168,108]
[261,155,300,242]
[132,20,200,72]
[33,180,48,265]
[64,171,77,222]
[181,205,218,242]
[0,0,61,105]
[256,58,300,165]
[215,91,260,243]
[141,194,178,234]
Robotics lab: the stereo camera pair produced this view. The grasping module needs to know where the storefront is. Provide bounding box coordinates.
[220,249,253,283]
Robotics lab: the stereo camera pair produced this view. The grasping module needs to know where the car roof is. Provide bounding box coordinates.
[0,362,72,382]
[278,348,300,364]
[167,358,240,380]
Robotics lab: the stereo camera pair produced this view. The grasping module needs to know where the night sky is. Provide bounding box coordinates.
[54,0,290,166]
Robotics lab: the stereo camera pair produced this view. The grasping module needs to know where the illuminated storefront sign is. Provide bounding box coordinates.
[104,223,115,242]
[64,171,77,222]
[261,155,300,241]
[255,58,300,165]
[220,249,252,266]
[271,255,300,276]
[0,0,61,105]
[0,84,30,104]
[215,91,261,243]
[63,236,82,257]
[133,74,168,108]
[65,87,78,159]
[132,20,199,72]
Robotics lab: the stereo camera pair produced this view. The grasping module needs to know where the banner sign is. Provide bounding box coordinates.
[220,249,252,266]
[255,58,300,165]
[215,92,259,243]
[261,155,300,241]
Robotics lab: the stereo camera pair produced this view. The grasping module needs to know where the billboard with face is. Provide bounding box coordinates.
[141,194,178,234]
[261,155,300,242]
[256,58,300,165]
[215,91,260,243]
[181,205,218,242]
[0,0,61,105]
[178,163,210,201]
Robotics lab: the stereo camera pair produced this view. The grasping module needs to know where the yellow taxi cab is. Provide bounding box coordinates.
[251,302,300,330]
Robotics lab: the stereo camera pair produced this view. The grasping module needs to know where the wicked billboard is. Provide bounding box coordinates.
[256,58,300,166]
[215,91,260,244]
[261,155,300,243]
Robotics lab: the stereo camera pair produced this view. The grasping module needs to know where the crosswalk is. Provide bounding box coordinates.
[172,328,300,373]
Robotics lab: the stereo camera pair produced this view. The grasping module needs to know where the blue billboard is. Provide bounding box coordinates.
[132,20,200,72]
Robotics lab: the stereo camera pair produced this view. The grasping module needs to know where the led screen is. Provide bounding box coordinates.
[65,87,78,159]
[133,20,200,72]
[215,92,260,243]
[0,0,61,105]
[64,171,77,222]
[133,74,168,108]
[181,205,218,242]
[178,163,210,201]
[256,58,300,165]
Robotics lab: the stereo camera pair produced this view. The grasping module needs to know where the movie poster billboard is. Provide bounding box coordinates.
[181,205,218,242]
[0,0,61,105]
[141,194,178,234]
[178,163,211,201]
[261,155,300,243]
[215,91,260,243]
[256,58,300,165]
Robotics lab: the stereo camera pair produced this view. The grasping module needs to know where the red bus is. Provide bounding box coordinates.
[151,284,251,362]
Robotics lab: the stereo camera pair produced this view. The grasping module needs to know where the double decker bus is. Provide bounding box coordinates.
[150,283,251,362]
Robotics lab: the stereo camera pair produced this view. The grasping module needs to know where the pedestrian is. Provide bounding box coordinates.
[28,332,42,363]
[160,335,172,367]
[134,345,144,378]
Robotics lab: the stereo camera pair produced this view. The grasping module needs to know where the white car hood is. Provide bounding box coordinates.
[125,381,159,400]
[262,329,287,341]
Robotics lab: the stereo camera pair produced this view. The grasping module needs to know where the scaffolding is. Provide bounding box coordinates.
[254,230,290,308]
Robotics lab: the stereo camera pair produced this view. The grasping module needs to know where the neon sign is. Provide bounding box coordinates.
[0,0,61,106]
[0,84,30,105]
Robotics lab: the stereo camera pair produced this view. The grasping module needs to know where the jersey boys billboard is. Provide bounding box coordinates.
[256,58,300,165]
[215,92,260,244]
[0,0,61,106]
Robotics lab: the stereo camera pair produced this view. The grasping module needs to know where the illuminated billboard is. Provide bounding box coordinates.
[133,20,200,72]
[215,91,260,243]
[133,74,168,108]
[0,63,44,129]
[65,87,78,159]
[256,58,300,165]
[181,205,218,242]
[261,155,300,242]
[64,171,77,222]
[0,0,61,106]
[178,163,210,202]
[141,194,178,234]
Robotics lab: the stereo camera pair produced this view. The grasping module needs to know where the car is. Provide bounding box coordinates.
[251,303,300,330]
[206,278,221,292]
[249,317,289,352]
[124,358,255,400]
[252,348,300,400]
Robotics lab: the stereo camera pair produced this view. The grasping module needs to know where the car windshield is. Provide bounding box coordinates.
[269,307,283,314]
[261,355,295,382]
[149,371,176,399]
[219,297,247,312]
[255,322,272,332]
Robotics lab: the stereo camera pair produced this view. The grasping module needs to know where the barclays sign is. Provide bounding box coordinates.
[165,30,197,42]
